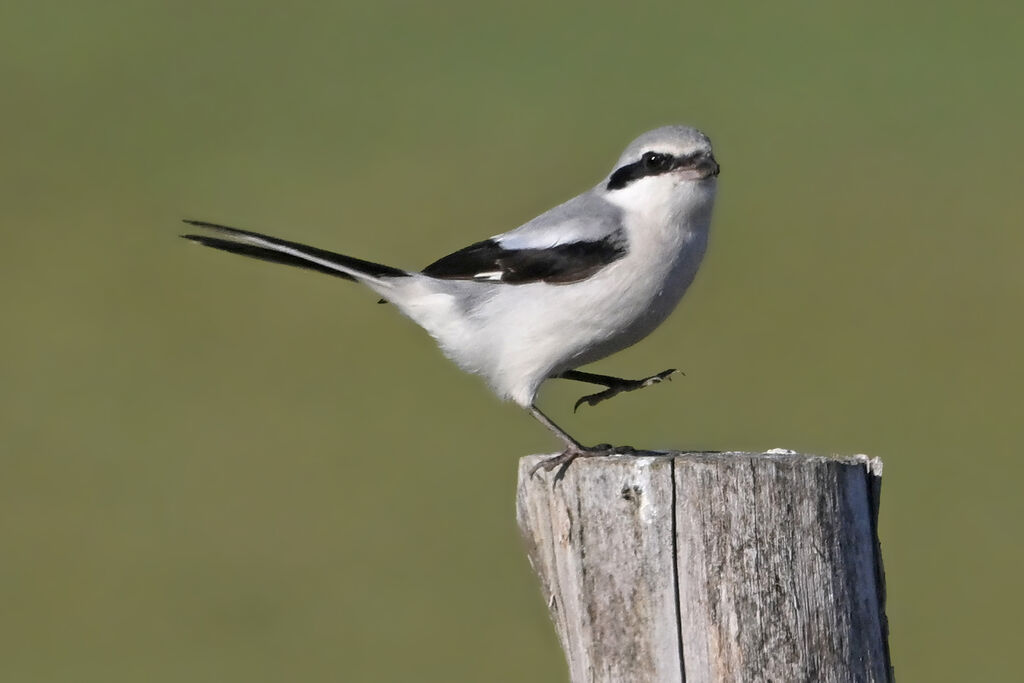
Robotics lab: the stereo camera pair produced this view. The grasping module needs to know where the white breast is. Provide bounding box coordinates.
[405,177,717,407]
[473,192,712,404]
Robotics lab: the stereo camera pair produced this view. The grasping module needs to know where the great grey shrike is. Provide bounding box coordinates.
[183,125,720,473]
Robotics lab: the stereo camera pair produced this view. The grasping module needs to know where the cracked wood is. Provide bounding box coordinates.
[517,452,892,683]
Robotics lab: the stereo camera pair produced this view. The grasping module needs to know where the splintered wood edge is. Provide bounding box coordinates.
[519,451,884,477]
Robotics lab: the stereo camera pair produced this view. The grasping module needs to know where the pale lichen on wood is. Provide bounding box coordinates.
[517,452,891,683]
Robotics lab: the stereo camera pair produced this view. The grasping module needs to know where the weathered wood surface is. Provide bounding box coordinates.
[517,452,891,683]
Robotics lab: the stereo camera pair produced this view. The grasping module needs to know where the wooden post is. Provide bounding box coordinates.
[517,452,891,683]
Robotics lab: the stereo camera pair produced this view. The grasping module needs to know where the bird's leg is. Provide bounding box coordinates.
[558,368,679,411]
[527,405,634,478]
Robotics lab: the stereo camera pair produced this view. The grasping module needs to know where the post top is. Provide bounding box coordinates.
[520,450,883,477]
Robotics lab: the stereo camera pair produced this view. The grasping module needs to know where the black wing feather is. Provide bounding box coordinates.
[422,236,627,284]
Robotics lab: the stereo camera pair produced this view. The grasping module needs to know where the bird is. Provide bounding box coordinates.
[182,125,719,474]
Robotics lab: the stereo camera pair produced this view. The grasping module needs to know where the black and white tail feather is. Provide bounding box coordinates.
[182,220,407,283]
[182,125,719,475]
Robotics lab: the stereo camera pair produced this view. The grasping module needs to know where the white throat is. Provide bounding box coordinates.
[604,176,716,234]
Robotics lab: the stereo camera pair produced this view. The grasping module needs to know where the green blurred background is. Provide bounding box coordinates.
[2,1,1021,680]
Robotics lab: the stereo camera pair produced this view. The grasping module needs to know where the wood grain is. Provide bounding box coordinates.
[517,452,891,683]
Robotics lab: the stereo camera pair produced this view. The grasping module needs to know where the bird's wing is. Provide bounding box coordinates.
[422,192,628,284]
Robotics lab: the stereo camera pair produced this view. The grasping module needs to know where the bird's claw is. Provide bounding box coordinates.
[573,369,679,412]
[528,444,638,480]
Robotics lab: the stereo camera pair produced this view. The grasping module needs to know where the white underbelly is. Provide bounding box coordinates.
[472,226,708,404]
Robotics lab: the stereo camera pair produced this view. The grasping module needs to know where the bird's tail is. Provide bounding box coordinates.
[182,219,473,358]
[180,219,410,286]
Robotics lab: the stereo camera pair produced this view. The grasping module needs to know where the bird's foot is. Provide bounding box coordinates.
[528,443,637,480]
[573,369,679,412]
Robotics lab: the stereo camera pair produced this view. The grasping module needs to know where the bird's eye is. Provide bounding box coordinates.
[642,152,672,171]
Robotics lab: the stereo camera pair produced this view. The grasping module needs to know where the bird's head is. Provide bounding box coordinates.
[602,125,719,219]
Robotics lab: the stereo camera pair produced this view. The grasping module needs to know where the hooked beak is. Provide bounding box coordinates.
[675,151,719,181]
[697,153,720,179]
